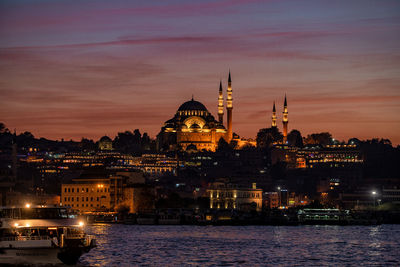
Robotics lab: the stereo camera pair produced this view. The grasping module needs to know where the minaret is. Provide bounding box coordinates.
[218,80,224,124]
[226,70,233,142]
[271,101,277,128]
[282,95,288,143]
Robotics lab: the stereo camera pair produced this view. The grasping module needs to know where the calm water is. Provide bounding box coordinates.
[80,224,400,266]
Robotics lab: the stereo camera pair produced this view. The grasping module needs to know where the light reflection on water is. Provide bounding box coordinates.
[80,224,400,266]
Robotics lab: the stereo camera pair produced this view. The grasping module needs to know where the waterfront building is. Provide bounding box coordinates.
[122,185,155,213]
[207,182,263,211]
[382,187,400,204]
[62,178,111,212]
[157,71,234,152]
[61,169,150,212]
[264,192,279,209]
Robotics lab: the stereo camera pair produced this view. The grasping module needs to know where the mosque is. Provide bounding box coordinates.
[156,71,288,151]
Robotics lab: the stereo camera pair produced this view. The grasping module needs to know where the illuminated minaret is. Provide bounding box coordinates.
[226,70,233,142]
[282,94,288,143]
[271,101,277,128]
[218,80,224,124]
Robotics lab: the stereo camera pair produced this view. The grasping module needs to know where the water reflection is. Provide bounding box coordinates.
[80,225,400,266]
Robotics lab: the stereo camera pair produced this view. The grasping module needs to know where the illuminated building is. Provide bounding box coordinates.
[98,136,113,151]
[62,179,111,212]
[132,154,177,177]
[207,182,263,211]
[157,71,233,152]
[272,144,363,169]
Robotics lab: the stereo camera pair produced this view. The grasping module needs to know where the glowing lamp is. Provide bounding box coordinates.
[25,203,31,208]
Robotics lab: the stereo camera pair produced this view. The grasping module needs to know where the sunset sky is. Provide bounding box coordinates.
[1,0,399,144]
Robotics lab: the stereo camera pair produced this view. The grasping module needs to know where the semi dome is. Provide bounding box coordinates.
[190,123,201,129]
[178,99,208,112]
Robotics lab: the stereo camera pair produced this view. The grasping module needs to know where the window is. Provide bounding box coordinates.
[68,197,70,201]
[71,197,74,201]
[86,188,89,192]
[72,188,74,193]
[86,197,88,201]
[86,204,88,207]
[82,197,84,201]
[64,197,67,201]
[97,197,99,201]
[68,188,70,193]
[77,188,79,193]
[72,204,74,207]
[91,197,93,201]
[64,188,67,193]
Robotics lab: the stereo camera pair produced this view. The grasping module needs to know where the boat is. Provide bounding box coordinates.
[0,205,96,265]
[297,208,350,225]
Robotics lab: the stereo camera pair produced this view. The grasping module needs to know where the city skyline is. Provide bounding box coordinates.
[1,0,399,144]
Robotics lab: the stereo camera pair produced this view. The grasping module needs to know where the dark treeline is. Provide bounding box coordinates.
[0,122,156,155]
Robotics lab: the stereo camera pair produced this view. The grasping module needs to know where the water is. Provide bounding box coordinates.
[80,224,400,266]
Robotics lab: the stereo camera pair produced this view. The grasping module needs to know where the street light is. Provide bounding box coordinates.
[372,191,377,209]
[277,187,281,207]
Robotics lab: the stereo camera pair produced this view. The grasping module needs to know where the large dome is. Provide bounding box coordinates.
[178,99,208,112]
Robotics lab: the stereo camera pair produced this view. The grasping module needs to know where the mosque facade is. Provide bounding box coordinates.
[157,72,233,152]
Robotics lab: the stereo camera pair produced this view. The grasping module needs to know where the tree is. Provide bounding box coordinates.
[287,129,303,147]
[0,122,9,134]
[304,132,332,146]
[113,131,141,154]
[217,137,231,152]
[80,138,95,151]
[256,127,283,148]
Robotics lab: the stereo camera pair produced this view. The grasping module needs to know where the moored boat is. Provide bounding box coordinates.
[297,208,350,225]
[0,205,96,265]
